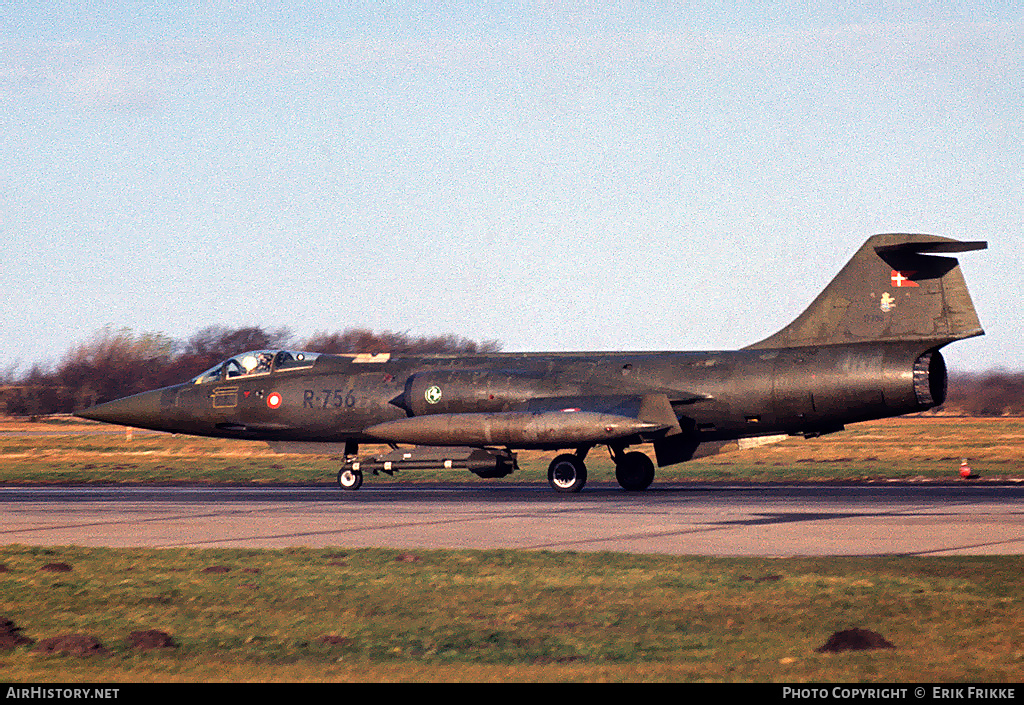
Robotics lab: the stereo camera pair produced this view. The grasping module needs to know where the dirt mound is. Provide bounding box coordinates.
[200,565,231,574]
[817,628,895,653]
[0,617,34,649]
[33,634,108,657]
[40,562,72,572]
[126,629,177,650]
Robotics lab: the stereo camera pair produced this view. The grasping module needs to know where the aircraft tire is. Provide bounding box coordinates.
[615,451,655,491]
[337,468,364,491]
[548,454,587,493]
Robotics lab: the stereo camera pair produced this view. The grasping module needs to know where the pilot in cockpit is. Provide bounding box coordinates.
[240,352,273,376]
[255,352,273,373]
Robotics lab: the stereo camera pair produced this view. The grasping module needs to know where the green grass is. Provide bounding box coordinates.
[1,546,1022,682]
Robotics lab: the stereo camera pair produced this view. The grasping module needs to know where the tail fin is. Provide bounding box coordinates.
[745,233,986,350]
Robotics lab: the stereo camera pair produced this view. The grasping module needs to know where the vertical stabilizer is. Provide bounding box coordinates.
[745,234,986,350]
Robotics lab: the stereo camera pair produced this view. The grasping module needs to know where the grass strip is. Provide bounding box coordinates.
[2,417,1024,485]
[1,546,1021,682]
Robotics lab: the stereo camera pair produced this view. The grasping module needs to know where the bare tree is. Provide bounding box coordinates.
[944,371,1024,416]
[55,327,175,408]
[3,325,503,415]
[159,325,293,386]
[303,329,501,355]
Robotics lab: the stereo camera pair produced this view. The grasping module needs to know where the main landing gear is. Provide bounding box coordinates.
[613,450,656,492]
[547,453,588,493]
[545,446,657,493]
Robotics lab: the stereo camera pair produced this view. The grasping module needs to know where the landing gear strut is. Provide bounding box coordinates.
[338,440,363,490]
[547,453,587,493]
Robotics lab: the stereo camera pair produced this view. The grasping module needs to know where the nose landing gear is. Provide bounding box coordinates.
[337,467,363,490]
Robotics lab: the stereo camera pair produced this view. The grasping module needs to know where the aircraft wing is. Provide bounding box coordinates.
[363,393,685,447]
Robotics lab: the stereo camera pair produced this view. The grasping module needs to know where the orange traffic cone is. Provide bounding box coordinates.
[959,459,972,479]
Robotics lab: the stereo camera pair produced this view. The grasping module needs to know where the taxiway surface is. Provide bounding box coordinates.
[2,483,1022,555]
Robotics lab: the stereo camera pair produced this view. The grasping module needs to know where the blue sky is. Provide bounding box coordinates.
[2,2,1021,375]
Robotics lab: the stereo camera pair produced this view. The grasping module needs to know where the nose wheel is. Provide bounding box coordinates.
[337,467,363,490]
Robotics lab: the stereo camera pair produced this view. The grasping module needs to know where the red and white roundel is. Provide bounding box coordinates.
[267,392,282,409]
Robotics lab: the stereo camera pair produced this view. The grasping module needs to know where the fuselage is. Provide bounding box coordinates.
[79,341,946,451]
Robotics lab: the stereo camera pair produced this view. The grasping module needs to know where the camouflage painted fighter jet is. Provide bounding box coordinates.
[76,233,986,492]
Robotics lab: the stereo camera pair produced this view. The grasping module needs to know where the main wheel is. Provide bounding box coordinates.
[337,468,364,490]
[548,454,587,493]
[615,451,655,491]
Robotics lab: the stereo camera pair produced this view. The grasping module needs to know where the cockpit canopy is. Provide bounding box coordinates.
[191,350,320,385]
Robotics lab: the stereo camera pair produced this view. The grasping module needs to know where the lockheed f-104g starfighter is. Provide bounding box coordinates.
[77,233,986,492]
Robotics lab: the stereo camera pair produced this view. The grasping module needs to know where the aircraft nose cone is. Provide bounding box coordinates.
[75,389,165,429]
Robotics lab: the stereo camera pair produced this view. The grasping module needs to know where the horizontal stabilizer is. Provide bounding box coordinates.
[874,240,987,255]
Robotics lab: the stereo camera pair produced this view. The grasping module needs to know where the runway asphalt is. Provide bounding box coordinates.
[2,482,1022,556]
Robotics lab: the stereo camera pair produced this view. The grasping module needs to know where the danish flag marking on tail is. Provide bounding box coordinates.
[891,270,919,288]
